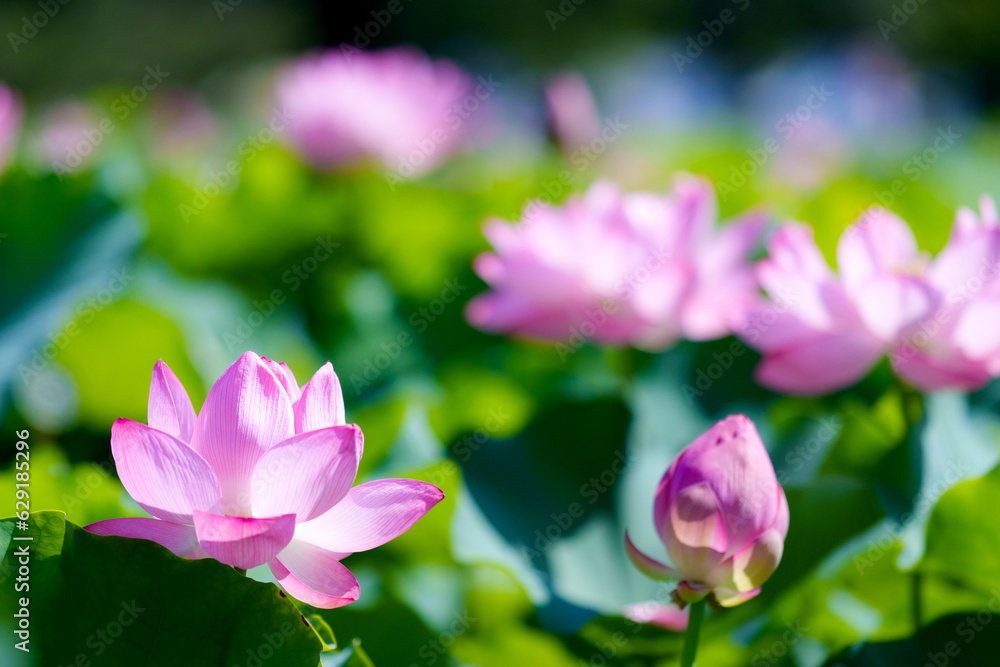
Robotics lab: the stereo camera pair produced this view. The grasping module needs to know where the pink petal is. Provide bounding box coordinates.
[697,213,767,276]
[250,425,363,521]
[679,284,756,341]
[624,532,681,581]
[755,266,836,331]
[292,362,346,433]
[147,360,197,443]
[765,223,833,282]
[662,482,729,581]
[545,72,601,152]
[190,352,295,515]
[853,275,937,342]
[671,176,716,252]
[755,329,885,394]
[715,528,785,592]
[951,206,982,241]
[669,482,729,552]
[465,292,581,340]
[261,357,301,401]
[85,517,200,557]
[952,299,1000,361]
[623,601,689,632]
[754,224,853,331]
[192,510,295,569]
[473,252,506,285]
[837,208,920,292]
[629,263,690,325]
[740,308,825,354]
[929,227,1000,292]
[773,485,790,539]
[891,346,992,392]
[111,419,222,523]
[979,196,998,227]
[653,454,684,542]
[293,479,443,553]
[713,586,761,607]
[270,539,359,609]
[662,416,788,559]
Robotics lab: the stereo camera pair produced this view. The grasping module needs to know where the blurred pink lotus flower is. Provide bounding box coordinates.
[38,101,99,173]
[545,72,601,155]
[623,600,689,632]
[275,46,474,175]
[87,352,443,608]
[745,201,1000,394]
[466,177,766,349]
[625,415,789,608]
[0,82,23,172]
[892,197,1000,390]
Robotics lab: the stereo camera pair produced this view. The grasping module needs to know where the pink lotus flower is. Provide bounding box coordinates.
[745,201,1000,394]
[466,177,766,349]
[275,46,473,174]
[0,82,23,172]
[544,72,601,155]
[892,197,1000,390]
[625,415,789,608]
[87,352,443,608]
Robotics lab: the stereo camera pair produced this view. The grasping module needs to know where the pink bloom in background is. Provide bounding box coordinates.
[623,600,689,632]
[544,72,601,155]
[745,200,1000,394]
[892,197,1000,390]
[744,209,935,393]
[625,415,789,608]
[275,46,473,175]
[0,82,23,172]
[87,352,443,608]
[38,101,99,173]
[466,177,766,349]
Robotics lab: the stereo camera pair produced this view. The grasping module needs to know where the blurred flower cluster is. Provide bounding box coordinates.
[747,201,1000,394]
[466,177,766,350]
